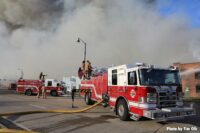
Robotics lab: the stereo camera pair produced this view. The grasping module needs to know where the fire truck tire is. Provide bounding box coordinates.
[50,90,57,97]
[85,93,94,105]
[25,89,32,96]
[117,99,130,121]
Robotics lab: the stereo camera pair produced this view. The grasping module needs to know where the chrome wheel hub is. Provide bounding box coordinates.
[118,105,124,116]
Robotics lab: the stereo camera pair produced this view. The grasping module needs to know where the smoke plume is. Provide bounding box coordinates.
[180,68,200,76]
[0,0,200,79]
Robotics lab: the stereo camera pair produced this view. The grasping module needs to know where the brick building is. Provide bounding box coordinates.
[173,62,200,99]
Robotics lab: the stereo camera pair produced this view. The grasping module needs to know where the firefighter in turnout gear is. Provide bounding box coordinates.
[81,60,92,80]
[37,72,47,99]
[41,83,47,99]
[71,88,76,108]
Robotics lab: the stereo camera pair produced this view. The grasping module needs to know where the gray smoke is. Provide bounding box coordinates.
[180,68,200,76]
[0,0,199,79]
[0,0,64,30]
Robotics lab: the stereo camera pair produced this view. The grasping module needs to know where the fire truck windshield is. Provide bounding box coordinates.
[139,69,181,86]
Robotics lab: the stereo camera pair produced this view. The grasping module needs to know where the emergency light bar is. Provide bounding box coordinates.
[136,63,146,67]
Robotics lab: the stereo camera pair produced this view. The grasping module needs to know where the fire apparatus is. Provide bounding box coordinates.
[80,63,194,121]
[17,79,64,96]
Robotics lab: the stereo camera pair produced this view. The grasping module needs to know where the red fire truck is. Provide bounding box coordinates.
[17,79,64,96]
[80,63,194,121]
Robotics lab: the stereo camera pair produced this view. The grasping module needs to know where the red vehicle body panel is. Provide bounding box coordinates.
[17,79,63,96]
[81,64,194,120]
[81,73,108,101]
[80,73,179,117]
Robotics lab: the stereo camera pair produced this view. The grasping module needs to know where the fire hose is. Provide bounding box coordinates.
[0,128,38,133]
[0,100,103,133]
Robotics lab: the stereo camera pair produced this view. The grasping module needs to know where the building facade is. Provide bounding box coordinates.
[173,62,200,98]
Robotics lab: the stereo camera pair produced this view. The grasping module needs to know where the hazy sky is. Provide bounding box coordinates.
[0,0,200,80]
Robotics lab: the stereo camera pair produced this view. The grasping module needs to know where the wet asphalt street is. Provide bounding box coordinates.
[0,88,200,133]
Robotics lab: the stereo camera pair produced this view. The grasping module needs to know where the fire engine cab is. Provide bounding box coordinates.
[80,63,194,121]
[17,79,64,97]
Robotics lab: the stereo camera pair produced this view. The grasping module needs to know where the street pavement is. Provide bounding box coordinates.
[0,88,200,133]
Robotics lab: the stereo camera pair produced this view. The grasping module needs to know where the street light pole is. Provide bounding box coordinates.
[77,38,87,63]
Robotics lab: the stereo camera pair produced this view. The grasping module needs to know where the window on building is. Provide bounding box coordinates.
[112,69,117,85]
[195,72,200,79]
[128,71,137,85]
[196,85,200,93]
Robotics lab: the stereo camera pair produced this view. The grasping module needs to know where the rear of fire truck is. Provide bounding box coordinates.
[17,79,41,96]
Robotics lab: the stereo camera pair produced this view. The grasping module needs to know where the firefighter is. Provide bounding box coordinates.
[39,72,47,82]
[39,72,43,80]
[71,88,76,108]
[38,72,47,98]
[85,60,89,77]
[41,83,47,99]
[87,60,93,79]
[37,84,42,98]
[82,61,85,72]
[82,60,86,79]
[78,67,84,79]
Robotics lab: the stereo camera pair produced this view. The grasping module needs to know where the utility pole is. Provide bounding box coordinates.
[77,37,87,66]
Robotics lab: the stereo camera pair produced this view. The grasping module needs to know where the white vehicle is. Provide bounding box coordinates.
[62,76,80,94]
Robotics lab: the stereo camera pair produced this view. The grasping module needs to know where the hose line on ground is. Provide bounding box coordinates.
[0,100,103,133]
[0,100,103,116]
[0,128,38,133]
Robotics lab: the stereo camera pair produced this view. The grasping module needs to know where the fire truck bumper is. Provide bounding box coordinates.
[143,107,195,121]
[57,91,63,95]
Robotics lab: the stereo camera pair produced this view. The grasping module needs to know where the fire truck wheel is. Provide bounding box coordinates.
[117,99,130,121]
[50,90,57,97]
[25,89,32,96]
[85,93,94,105]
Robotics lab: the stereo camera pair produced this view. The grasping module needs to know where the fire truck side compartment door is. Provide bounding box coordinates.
[118,68,126,92]
[118,68,126,86]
